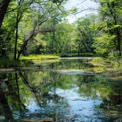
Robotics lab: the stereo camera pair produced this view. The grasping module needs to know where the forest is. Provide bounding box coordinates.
[0,0,122,121]
[0,0,122,67]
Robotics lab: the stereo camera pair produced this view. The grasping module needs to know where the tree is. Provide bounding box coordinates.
[94,0,122,56]
[76,15,97,55]
[0,0,67,59]
[0,0,11,28]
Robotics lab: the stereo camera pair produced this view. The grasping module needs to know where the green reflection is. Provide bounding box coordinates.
[0,58,122,121]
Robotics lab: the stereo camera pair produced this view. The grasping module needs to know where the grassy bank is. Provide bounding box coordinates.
[20,55,60,60]
[0,55,60,68]
[88,57,122,76]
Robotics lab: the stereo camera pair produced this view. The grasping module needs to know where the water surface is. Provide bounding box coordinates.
[0,58,122,122]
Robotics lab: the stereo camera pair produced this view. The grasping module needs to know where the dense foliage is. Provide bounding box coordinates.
[0,0,121,62]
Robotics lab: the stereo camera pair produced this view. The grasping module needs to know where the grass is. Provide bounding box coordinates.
[0,55,60,68]
[88,57,122,75]
[88,57,106,66]
[20,54,60,60]
[20,54,60,65]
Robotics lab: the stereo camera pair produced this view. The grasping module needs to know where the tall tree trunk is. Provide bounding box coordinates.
[0,0,11,28]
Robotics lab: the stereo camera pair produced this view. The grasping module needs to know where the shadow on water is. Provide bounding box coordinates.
[0,58,122,122]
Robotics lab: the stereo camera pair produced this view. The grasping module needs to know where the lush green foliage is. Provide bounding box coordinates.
[0,0,121,68]
[93,0,122,56]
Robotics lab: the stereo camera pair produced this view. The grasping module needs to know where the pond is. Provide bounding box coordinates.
[0,57,122,122]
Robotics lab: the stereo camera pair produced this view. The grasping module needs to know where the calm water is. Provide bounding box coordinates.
[0,58,122,122]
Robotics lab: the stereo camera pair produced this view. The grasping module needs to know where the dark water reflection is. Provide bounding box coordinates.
[0,58,122,122]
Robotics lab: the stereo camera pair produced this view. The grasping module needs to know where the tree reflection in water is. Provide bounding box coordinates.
[0,58,122,122]
[0,71,68,121]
